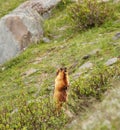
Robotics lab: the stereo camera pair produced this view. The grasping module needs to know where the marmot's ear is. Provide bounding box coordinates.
[60,68,63,71]
[64,67,67,72]
[56,69,59,76]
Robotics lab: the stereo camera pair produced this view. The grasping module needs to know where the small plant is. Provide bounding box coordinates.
[56,0,72,10]
[68,0,114,31]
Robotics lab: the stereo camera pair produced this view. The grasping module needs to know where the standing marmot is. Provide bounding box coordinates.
[53,67,69,110]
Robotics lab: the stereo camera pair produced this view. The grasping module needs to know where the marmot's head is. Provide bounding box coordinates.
[56,67,68,78]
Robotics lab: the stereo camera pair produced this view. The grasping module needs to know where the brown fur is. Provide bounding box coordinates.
[53,67,69,110]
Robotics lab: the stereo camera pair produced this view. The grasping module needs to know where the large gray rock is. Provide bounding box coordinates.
[0,0,61,64]
[17,0,61,13]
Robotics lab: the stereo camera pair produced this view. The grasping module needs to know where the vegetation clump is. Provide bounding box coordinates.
[69,63,120,113]
[0,95,68,130]
[68,0,114,31]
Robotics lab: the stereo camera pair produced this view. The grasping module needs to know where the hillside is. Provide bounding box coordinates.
[0,0,26,18]
[0,0,120,129]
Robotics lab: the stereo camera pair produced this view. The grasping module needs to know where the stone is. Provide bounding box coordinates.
[33,56,47,64]
[65,110,74,118]
[89,42,97,45]
[0,10,43,64]
[89,49,101,56]
[112,42,120,46]
[11,108,18,115]
[1,67,5,71]
[79,61,93,70]
[73,61,93,79]
[113,0,120,3]
[98,0,120,2]
[42,37,50,43]
[23,68,37,77]
[113,32,120,40]
[105,57,118,66]
[82,49,101,60]
[81,42,96,45]
[82,55,91,60]
[42,11,51,19]
[73,72,83,79]
[0,0,61,64]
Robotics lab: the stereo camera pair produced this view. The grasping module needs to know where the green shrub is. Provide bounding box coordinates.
[68,0,114,31]
[0,94,68,130]
[73,64,120,98]
[69,63,120,113]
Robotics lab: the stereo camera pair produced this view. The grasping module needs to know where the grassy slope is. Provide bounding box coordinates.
[0,0,26,18]
[0,1,120,129]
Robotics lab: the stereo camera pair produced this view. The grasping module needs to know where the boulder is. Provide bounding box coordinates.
[0,0,61,64]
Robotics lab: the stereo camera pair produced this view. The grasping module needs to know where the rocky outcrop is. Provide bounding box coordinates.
[0,0,61,64]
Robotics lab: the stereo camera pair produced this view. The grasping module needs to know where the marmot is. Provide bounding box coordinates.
[53,67,69,110]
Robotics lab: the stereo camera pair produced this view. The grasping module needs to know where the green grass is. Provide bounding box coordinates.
[0,0,26,18]
[0,1,120,129]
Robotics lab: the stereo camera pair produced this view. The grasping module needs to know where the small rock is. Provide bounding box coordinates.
[89,42,97,45]
[54,40,57,43]
[79,61,93,70]
[73,72,83,79]
[42,37,50,43]
[82,42,88,45]
[73,61,93,79]
[23,68,37,77]
[105,57,118,66]
[98,34,102,36]
[99,57,104,61]
[82,49,101,60]
[114,0,120,3]
[67,119,78,129]
[81,42,96,45]
[112,42,120,46]
[1,67,5,71]
[113,32,120,40]
[11,108,18,115]
[33,55,48,64]
[64,110,74,118]
[42,11,51,19]
[53,35,61,39]
[90,49,101,56]
[59,26,69,31]
[82,54,91,60]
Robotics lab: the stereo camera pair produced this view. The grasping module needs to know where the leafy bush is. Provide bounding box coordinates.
[69,63,120,113]
[0,94,68,130]
[68,0,114,30]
